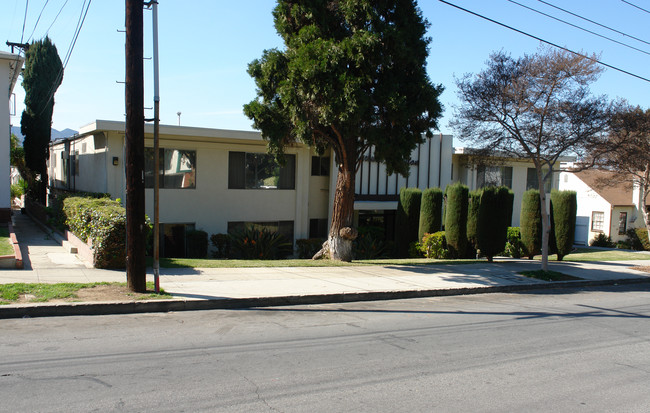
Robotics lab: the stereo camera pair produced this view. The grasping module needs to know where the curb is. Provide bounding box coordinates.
[2,277,649,319]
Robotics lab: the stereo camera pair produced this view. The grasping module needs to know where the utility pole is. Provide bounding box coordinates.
[150,0,161,293]
[125,0,146,292]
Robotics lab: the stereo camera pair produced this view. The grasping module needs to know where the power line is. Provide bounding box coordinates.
[621,0,650,15]
[45,0,70,36]
[37,0,93,116]
[27,0,50,42]
[437,0,650,83]
[20,0,29,44]
[536,0,650,47]
[507,0,650,56]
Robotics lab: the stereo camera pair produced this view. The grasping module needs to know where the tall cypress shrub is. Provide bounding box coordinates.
[466,189,481,253]
[444,183,469,258]
[396,187,422,257]
[520,189,542,259]
[550,190,577,261]
[476,186,514,262]
[418,188,443,241]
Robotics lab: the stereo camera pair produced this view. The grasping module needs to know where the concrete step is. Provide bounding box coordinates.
[62,240,78,254]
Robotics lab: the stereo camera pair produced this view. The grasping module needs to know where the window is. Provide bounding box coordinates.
[309,218,328,238]
[477,166,512,188]
[618,212,627,235]
[158,223,195,258]
[311,156,330,176]
[228,221,294,243]
[526,167,552,193]
[591,211,605,232]
[145,148,196,189]
[228,152,295,189]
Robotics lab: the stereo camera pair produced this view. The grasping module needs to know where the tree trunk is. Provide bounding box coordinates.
[327,164,357,262]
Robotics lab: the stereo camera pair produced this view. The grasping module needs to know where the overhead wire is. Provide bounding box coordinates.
[621,0,650,15]
[536,0,650,47]
[27,0,50,42]
[437,0,650,83]
[507,0,650,56]
[45,0,70,37]
[37,0,93,116]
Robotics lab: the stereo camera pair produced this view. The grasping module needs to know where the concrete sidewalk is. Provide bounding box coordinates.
[2,212,650,318]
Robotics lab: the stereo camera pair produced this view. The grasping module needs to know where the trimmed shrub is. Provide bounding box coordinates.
[63,196,128,268]
[550,190,577,261]
[418,188,443,241]
[296,238,325,259]
[476,186,514,262]
[186,230,208,258]
[444,183,469,258]
[503,227,525,258]
[520,189,542,259]
[230,226,293,259]
[210,233,232,258]
[466,190,480,253]
[50,190,111,232]
[590,233,614,248]
[396,188,422,257]
[354,230,388,259]
[418,231,449,259]
[636,227,650,250]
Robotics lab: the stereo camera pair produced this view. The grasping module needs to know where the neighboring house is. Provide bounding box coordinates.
[452,149,570,227]
[1,50,24,222]
[48,121,454,257]
[559,169,649,245]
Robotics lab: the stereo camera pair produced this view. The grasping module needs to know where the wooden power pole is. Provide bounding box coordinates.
[125,0,146,292]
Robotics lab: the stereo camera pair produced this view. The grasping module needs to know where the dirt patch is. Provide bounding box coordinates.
[631,266,650,273]
[13,285,169,304]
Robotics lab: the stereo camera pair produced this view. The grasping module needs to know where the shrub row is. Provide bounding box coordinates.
[62,196,130,268]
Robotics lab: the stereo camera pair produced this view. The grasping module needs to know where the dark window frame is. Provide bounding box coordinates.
[228,151,296,190]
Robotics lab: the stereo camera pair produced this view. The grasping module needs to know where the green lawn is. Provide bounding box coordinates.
[0,227,13,256]
[0,282,170,305]
[151,257,484,269]
[542,247,650,262]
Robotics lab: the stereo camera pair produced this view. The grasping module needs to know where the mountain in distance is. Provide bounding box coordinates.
[10,126,77,144]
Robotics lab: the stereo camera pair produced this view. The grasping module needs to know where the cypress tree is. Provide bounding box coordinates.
[396,188,422,257]
[444,183,469,258]
[466,189,481,254]
[418,187,443,241]
[476,186,514,262]
[550,190,577,261]
[520,189,542,259]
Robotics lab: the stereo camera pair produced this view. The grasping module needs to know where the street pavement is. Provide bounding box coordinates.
[2,211,650,318]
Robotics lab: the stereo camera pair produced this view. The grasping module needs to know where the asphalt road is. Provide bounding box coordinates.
[1,284,649,412]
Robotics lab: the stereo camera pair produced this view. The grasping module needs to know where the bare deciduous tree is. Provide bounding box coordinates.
[451,46,611,270]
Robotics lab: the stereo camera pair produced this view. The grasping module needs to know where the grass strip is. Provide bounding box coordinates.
[0,227,14,256]
[153,257,484,269]
[520,270,582,282]
[0,282,170,305]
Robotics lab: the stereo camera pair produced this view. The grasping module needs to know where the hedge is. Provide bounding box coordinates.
[444,183,469,258]
[550,190,577,261]
[63,196,129,268]
[418,188,443,241]
[520,189,542,259]
[396,187,422,257]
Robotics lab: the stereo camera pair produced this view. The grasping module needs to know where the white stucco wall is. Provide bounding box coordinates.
[559,171,611,244]
[1,51,23,218]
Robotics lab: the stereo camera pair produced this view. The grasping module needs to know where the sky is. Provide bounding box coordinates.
[3,0,649,142]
